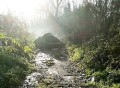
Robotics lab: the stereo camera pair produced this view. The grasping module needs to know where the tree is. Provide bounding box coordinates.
[0,13,30,40]
[49,0,66,17]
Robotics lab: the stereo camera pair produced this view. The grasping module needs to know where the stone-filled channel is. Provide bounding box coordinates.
[20,49,88,88]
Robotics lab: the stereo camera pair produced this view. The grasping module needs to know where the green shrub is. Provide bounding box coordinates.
[92,71,107,82]
[0,14,35,88]
[111,84,120,88]
[0,54,32,88]
[85,82,96,87]
[0,33,34,87]
[67,45,84,61]
[67,33,120,87]
[0,33,34,60]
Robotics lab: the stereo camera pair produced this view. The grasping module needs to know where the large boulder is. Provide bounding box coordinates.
[34,33,65,49]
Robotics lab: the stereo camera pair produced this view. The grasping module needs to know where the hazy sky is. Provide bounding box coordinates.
[0,0,83,21]
[0,0,49,21]
[0,0,83,37]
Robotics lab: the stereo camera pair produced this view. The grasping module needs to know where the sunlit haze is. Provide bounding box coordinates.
[0,0,83,37]
[0,0,83,21]
[0,0,48,21]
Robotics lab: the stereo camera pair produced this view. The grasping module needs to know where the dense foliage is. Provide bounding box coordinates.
[0,14,34,88]
[55,0,120,87]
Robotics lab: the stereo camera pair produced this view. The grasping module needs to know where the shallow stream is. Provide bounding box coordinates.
[21,49,87,88]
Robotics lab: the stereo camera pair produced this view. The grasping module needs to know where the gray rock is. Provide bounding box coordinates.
[34,33,65,49]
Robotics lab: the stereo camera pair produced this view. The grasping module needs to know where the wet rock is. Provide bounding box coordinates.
[21,52,88,88]
[21,72,43,88]
[52,48,59,51]
[59,56,66,59]
[44,59,55,66]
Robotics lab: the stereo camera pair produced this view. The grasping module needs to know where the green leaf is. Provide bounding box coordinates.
[0,33,5,39]
[24,46,32,53]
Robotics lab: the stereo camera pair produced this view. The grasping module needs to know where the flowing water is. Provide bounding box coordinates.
[21,49,88,88]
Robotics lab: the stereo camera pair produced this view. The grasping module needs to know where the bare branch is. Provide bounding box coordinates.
[49,0,56,9]
[58,0,63,6]
[49,0,65,17]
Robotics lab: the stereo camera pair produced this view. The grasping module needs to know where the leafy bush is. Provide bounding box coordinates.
[67,33,120,87]
[92,71,107,82]
[67,45,84,61]
[0,33,34,87]
[0,14,35,88]
[111,84,120,88]
[85,82,96,88]
[61,0,120,87]
[0,33,34,60]
[0,53,32,88]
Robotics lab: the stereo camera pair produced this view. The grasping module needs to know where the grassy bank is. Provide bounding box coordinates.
[66,34,120,87]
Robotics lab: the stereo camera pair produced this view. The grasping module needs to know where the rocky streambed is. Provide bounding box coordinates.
[20,48,93,88]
